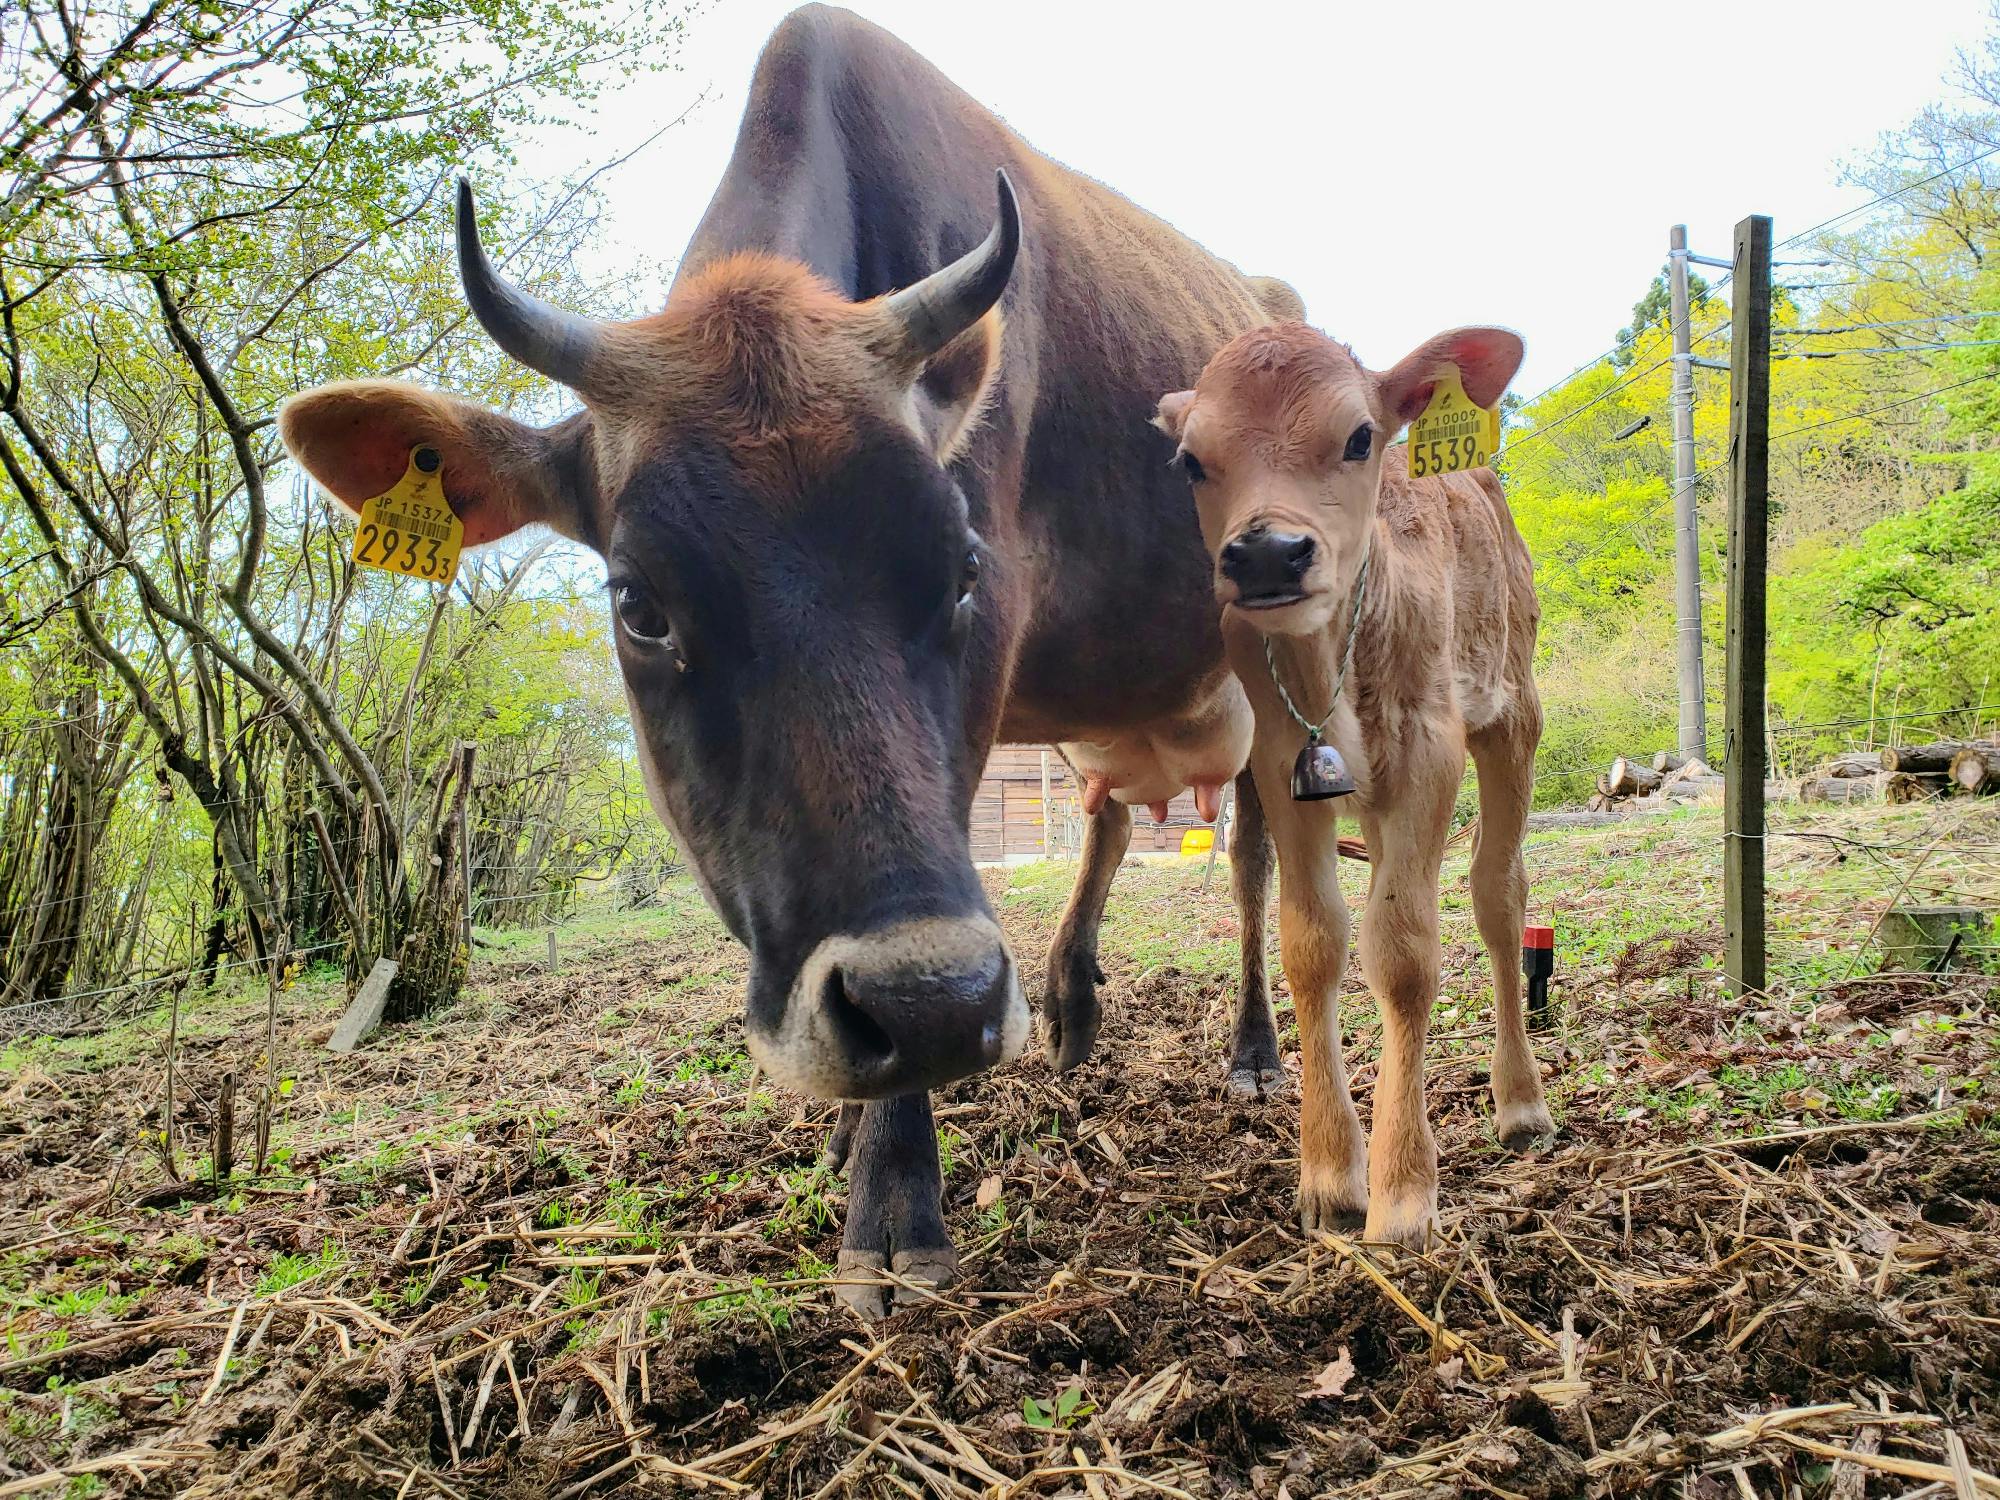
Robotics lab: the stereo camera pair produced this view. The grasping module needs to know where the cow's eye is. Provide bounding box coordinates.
[1343,423,1374,462]
[614,583,685,670]
[1178,450,1207,483]
[958,547,981,607]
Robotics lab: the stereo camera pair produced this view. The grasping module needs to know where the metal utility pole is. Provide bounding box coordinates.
[1723,214,1772,999]
[1667,226,1707,764]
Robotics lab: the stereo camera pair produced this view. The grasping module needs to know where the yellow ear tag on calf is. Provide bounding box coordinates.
[351,445,463,585]
[1406,368,1500,479]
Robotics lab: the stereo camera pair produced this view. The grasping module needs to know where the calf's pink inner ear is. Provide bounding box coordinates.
[1447,327,1526,409]
[1154,389,1194,439]
[1377,326,1525,424]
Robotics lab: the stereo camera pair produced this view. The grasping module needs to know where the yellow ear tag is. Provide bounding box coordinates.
[352,445,462,584]
[1406,368,1500,478]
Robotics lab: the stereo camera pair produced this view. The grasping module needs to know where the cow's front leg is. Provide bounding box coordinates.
[1354,744,1460,1248]
[1252,754,1368,1230]
[1223,769,1282,1098]
[1040,799,1132,1071]
[821,1101,863,1170]
[832,1091,954,1319]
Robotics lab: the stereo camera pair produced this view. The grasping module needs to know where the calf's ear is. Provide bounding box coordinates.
[1153,390,1195,441]
[279,380,592,548]
[1376,327,1525,425]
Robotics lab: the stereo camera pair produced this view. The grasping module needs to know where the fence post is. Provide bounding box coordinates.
[1040,750,1052,860]
[458,741,478,945]
[1724,213,1772,998]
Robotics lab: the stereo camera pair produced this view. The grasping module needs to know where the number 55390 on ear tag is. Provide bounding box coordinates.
[351,445,462,585]
[1407,368,1499,479]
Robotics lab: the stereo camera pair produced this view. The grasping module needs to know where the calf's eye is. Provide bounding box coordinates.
[958,548,981,606]
[1179,450,1207,483]
[1344,424,1374,462]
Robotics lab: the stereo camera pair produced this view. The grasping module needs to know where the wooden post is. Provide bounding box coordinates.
[1039,750,1052,860]
[457,742,478,945]
[1723,213,1772,998]
[214,1070,236,1185]
[546,931,559,970]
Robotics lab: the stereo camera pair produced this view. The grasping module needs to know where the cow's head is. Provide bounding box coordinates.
[1153,323,1522,635]
[281,174,1032,1100]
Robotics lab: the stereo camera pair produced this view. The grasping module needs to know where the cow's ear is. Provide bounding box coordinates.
[910,309,1004,463]
[279,380,591,548]
[1153,390,1195,441]
[1376,327,1525,425]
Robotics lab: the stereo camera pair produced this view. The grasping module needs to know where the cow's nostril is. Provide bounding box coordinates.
[822,965,897,1068]
[1282,534,1315,573]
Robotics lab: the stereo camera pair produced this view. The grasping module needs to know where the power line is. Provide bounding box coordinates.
[1769,371,1995,442]
[1784,311,1999,337]
[1774,337,2000,359]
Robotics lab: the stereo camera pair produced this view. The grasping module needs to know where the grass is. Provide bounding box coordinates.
[254,1242,343,1298]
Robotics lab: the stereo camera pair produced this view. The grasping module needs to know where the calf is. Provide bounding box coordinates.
[1154,322,1554,1245]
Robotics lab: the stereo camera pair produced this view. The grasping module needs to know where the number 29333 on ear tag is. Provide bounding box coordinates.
[1406,368,1500,479]
[351,445,462,585]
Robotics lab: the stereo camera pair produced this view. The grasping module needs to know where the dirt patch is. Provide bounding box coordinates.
[6,838,2000,1496]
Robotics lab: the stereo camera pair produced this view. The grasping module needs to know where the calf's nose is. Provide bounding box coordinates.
[1220,528,1316,603]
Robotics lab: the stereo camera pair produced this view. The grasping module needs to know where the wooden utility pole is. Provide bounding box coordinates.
[1723,214,1772,997]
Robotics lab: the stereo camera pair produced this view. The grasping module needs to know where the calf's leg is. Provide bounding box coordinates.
[1041,799,1131,1071]
[832,1091,954,1319]
[1224,769,1282,1098]
[1354,739,1461,1247]
[1468,716,1555,1150]
[1253,754,1367,1230]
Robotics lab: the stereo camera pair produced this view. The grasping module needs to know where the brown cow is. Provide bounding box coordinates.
[1154,322,1555,1245]
[281,5,1299,1314]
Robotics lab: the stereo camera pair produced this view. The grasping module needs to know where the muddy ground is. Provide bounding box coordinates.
[4,801,2000,1497]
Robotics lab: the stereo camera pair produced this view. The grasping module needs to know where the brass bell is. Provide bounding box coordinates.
[1291,736,1356,801]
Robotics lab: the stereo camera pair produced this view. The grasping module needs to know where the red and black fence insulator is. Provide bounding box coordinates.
[1524,924,1555,1031]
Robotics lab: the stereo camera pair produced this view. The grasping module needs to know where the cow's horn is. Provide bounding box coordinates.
[455,178,605,391]
[882,169,1022,362]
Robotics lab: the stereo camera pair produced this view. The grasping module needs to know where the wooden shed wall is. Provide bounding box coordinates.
[971,746,1228,864]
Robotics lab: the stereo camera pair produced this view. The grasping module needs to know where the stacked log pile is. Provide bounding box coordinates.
[1581,738,1999,815]
[1588,753,1723,813]
[1877,740,2000,803]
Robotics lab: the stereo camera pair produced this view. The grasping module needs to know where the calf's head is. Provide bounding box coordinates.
[281,175,1031,1100]
[1154,323,1523,635]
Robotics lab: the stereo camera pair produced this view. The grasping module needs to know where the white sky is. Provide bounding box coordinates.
[531,0,1994,399]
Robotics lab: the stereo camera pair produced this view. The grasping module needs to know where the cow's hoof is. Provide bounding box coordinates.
[1495,1099,1556,1154]
[833,1249,892,1320]
[831,1246,958,1319]
[1224,1035,1285,1100]
[889,1246,958,1306]
[1225,1063,1286,1100]
[1040,952,1104,1072]
[1362,1193,1437,1250]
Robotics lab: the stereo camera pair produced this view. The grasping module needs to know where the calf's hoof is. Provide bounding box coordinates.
[831,1245,959,1320]
[1494,1099,1556,1154]
[1040,952,1105,1072]
[1362,1192,1438,1250]
[1296,1167,1368,1235]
